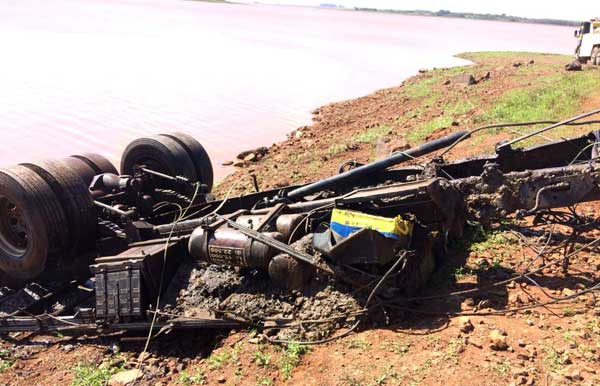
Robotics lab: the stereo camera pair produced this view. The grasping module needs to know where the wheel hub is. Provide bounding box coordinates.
[0,196,29,257]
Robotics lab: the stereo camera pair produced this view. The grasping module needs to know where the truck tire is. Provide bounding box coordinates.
[61,156,99,187]
[21,161,97,256]
[71,153,118,176]
[0,166,69,280]
[159,132,214,192]
[120,135,198,183]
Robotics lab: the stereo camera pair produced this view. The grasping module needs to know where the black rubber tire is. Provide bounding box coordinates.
[0,165,69,280]
[159,132,214,192]
[60,156,98,187]
[120,135,198,183]
[71,153,118,176]
[21,160,97,256]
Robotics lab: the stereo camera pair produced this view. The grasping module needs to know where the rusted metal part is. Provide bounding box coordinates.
[454,163,600,225]
[210,215,334,274]
[0,313,239,334]
[188,227,283,269]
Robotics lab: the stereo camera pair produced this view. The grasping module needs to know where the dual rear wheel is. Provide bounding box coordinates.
[0,133,213,284]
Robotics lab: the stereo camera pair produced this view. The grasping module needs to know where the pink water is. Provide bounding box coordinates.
[0,0,575,180]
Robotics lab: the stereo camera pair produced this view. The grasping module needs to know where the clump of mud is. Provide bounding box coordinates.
[162,260,363,341]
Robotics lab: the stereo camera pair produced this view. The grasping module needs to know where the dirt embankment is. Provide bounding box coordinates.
[1,52,600,386]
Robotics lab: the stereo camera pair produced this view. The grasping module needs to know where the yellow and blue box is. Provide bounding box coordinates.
[330,208,413,241]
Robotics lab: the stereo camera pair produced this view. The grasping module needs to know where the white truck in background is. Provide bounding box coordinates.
[575,19,600,64]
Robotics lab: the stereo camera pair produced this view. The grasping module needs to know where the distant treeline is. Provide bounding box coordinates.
[351,8,580,27]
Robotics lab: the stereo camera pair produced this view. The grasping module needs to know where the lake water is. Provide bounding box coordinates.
[0,0,575,180]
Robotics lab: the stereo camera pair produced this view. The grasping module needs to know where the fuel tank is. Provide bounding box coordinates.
[188,226,283,269]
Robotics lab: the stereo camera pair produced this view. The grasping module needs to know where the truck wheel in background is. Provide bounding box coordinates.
[61,156,100,187]
[21,161,97,257]
[158,132,214,192]
[120,135,199,184]
[0,166,69,280]
[71,153,118,176]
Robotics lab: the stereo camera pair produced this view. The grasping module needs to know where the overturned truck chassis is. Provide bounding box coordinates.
[1,112,600,335]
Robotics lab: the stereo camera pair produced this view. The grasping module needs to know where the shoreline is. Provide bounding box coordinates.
[216,51,599,196]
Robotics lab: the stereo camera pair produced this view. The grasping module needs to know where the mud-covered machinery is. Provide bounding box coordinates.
[2,110,600,334]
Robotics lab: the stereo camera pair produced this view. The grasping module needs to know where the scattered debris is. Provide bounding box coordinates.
[489,330,508,351]
[237,146,269,162]
[458,316,474,333]
[108,369,143,386]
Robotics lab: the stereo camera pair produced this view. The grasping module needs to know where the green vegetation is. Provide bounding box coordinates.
[404,77,441,99]
[71,360,124,386]
[0,350,13,374]
[353,125,391,143]
[207,343,240,370]
[279,343,310,380]
[441,338,464,364]
[328,142,349,155]
[493,360,511,375]
[207,350,231,369]
[371,365,399,386]
[351,8,579,27]
[544,347,565,372]
[382,340,411,355]
[178,368,205,386]
[347,337,372,350]
[253,349,272,368]
[478,71,600,124]
[408,116,454,142]
[257,378,273,386]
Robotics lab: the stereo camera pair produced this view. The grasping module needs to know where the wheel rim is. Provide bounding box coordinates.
[0,196,29,258]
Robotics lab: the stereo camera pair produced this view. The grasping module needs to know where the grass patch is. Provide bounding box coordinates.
[71,360,124,386]
[382,341,410,355]
[475,71,600,139]
[178,368,205,386]
[347,337,372,350]
[328,142,349,156]
[257,378,273,386]
[544,347,565,372]
[441,339,463,364]
[493,360,511,375]
[207,350,231,369]
[279,343,310,380]
[253,349,272,368]
[408,116,454,142]
[452,224,517,256]
[0,350,13,374]
[404,76,440,98]
[353,125,391,144]
[370,365,399,386]
[447,99,476,115]
[207,344,240,370]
